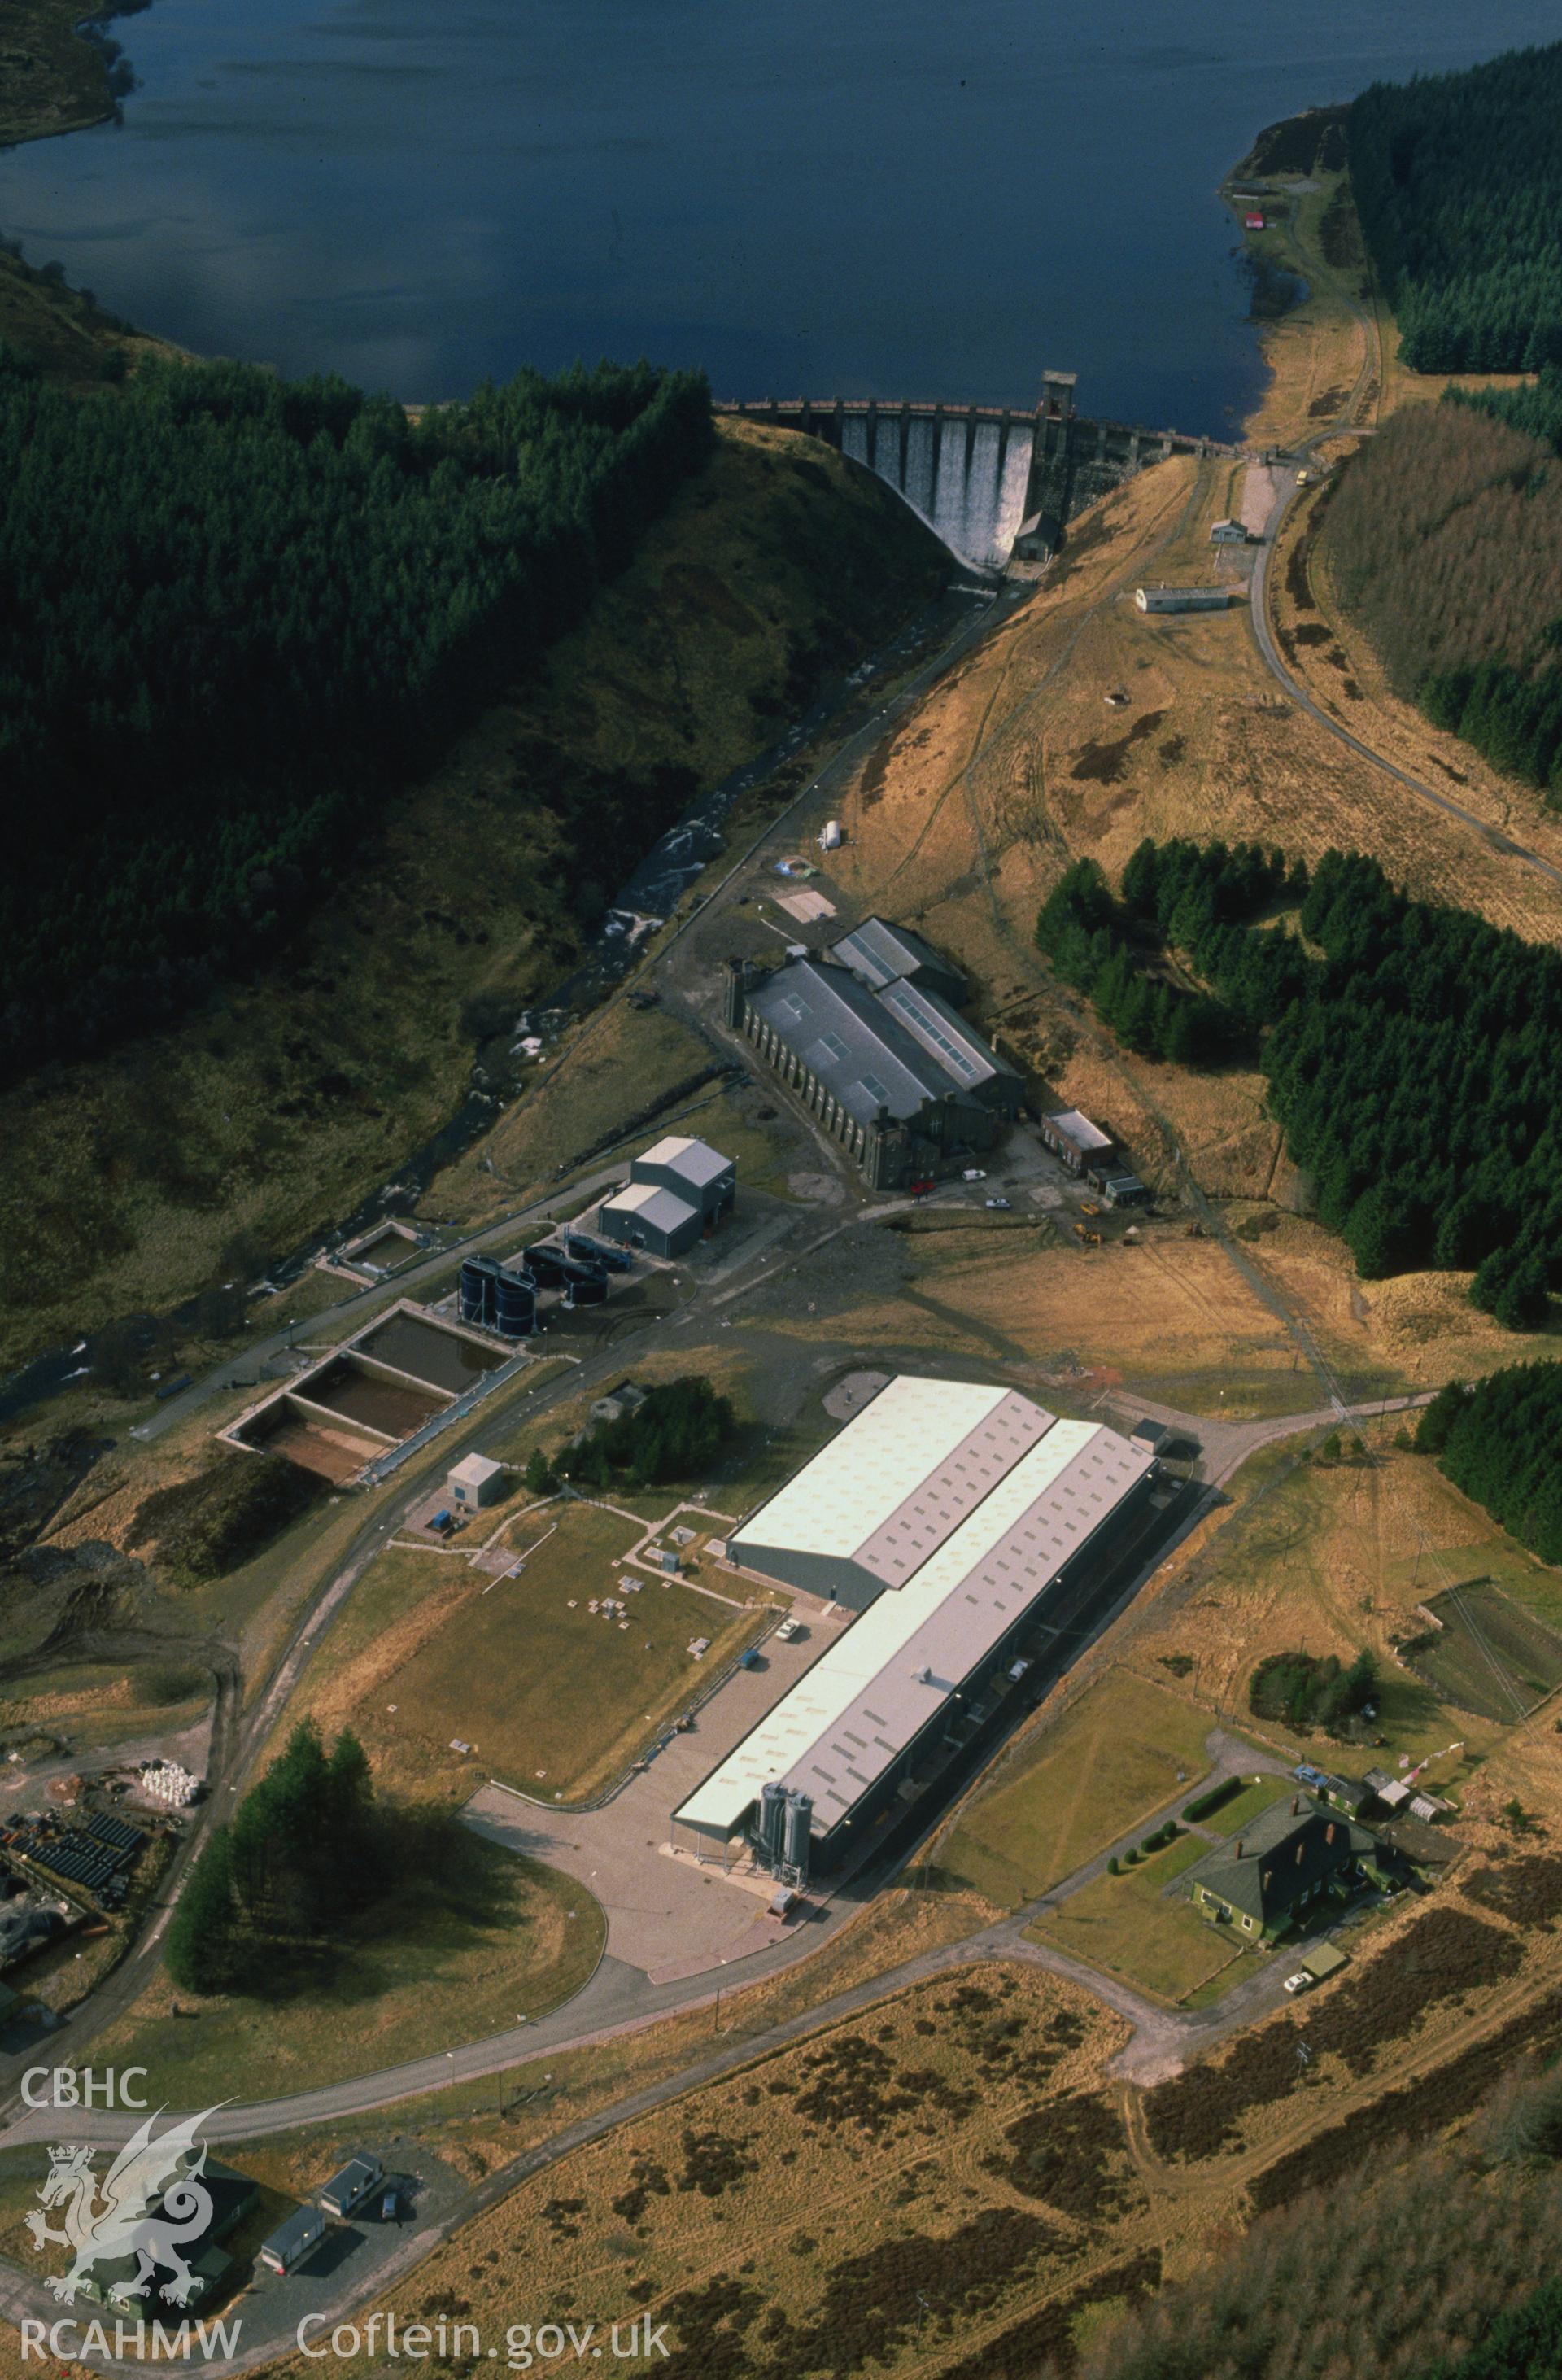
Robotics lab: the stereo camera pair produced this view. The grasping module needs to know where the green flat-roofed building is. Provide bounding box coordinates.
[1302,1941,1349,1981]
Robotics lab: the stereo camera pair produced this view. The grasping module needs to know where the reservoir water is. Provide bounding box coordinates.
[4,0,1561,434]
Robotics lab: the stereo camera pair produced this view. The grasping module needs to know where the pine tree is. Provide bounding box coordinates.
[165,1825,241,1994]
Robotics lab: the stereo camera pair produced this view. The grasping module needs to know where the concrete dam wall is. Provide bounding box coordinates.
[716,373,1238,574]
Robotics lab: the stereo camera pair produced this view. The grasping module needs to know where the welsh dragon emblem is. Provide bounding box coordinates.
[26,2107,220,2307]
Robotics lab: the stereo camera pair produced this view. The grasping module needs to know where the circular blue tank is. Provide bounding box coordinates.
[494,1269,535,1338]
[460,1257,491,1327]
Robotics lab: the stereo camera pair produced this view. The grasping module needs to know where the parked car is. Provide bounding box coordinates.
[962,1168,987,1181]
[1283,1972,1314,1995]
[775,1618,800,1642]
[985,1197,1012,1210]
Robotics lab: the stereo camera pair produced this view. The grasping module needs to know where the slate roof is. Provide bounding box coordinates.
[745,957,1014,1126]
[747,959,956,1124]
[1187,1795,1377,1925]
[831,917,966,1001]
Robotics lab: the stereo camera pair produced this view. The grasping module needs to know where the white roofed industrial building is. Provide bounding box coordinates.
[630,1134,735,1223]
[674,1374,1158,1872]
[596,1179,704,1259]
[725,1376,1050,1609]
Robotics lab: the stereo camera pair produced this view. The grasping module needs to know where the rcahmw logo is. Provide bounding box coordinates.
[20,2099,241,2357]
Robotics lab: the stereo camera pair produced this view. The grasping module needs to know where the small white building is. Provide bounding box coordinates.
[1135,583,1232,614]
[448,1453,504,1509]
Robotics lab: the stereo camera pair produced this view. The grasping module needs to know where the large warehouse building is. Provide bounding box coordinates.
[673,1375,1157,1875]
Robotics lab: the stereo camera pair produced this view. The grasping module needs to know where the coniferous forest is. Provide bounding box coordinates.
[1320,401,1562,795]
[0,352,712,1074]
[1415,1364,1562,1566]
[1349,41,1562,371]
[1039,840,1562,1323]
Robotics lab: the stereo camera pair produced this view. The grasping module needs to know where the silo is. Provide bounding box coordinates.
[757,1780,788,1862]
[782,1791,813,1873]
[565,1273,607,1308]
[494,1269,535,1338]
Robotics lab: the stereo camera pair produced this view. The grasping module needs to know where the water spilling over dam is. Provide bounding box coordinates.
[837,407,1036,570]
[717,373,1237,573]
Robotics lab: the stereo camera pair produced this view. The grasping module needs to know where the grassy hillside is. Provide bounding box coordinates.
[0,1,172,386]
[0,0,131,149]
[0,418,945,1374]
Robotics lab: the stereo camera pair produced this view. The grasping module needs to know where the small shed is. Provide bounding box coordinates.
[1099,1170,1151,1209]
[1301,1941,1347,1982]
[448,1454,504,1510]
[321,2154,383,2220]
[260,2204,325,2277]
[1131,1418,1173,1454]
[1210,518,1248,544]
[1040,1107,1113,1173]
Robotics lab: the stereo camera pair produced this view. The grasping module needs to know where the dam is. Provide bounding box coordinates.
[715,372,1238,574]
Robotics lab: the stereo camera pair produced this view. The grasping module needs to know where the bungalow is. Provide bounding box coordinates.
[1187,1793,1395,1940]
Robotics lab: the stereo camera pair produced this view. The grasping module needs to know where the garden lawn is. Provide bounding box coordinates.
[390,1509,762,1800]
[937,1670,1215,1907]
[1028,1835,1246,2004]
[1199,1775,1302,1836]
[288,1500,766,1806]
